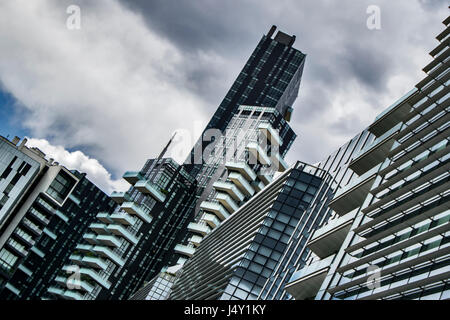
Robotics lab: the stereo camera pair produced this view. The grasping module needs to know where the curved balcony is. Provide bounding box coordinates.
[89,222,109,235]
[82,256,108,270]
[92,246,125,267]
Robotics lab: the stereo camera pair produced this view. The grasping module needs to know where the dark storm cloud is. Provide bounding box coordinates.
[118,0,447,164]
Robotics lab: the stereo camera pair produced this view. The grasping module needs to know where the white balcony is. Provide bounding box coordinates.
[247,142,271,165]
[110,212,135,226]
[225,161,257,181]
[216,192,239,213]
[78,267,111,289]
[258,122,281,146]
[189,235,203,247]
[83,233,99,245]
[307,211,356,259]
[187,222,211,236]
[92,246,125,266]
[285,254,335,300]
[203,213,221,228]
[110,191,131,205]
[106,224,138,244]
[121,202,152,223]
[89,222,109,235]
[57,276,94,293]
[61,290,85,300]
[200,201,230,220]
[96,234,122,247]
[329,164,380,216]
[75,244,94,254]
[122,171,144,185]
[96,212,112,224]
[228,172,255,197]
[174,244,196,258]
[213,181,245,202]
[82,256,108,270]
[134,180,166,202]
[349,123,401,175]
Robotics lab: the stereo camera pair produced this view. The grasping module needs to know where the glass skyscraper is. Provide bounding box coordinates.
[285,15,450,300]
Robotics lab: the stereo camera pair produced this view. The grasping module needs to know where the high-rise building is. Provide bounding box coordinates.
[47,156,198,300]
[47,25,306,300]
[284,15,450,300]
[169,162,331,300]
[0,136,116,299]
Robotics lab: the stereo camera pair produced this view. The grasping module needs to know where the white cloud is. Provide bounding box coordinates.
[25,138,128,194]
[0,0,210,177]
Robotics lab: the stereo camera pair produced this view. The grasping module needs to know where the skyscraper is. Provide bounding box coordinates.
[48,25,307,300]
[0,136,116,299]
[285,15,450,300]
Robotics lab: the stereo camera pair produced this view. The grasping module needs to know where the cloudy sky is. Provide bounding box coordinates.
[0,0,448,194]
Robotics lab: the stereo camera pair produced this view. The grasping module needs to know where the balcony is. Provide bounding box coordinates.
[307,210,357,259]
[89,222,109,235]
[110,191,131,205]
[203,213,221,229]
[328,164,380,216]
[122,171,144,185]
[106,224,138,244]
[225,161,257,181]
[121,202,152,223]
[96,234,122,247]
[96,212,112,224]
[213,181,245,202]
[134,180,166,202]
[78,268,111,289]
[110,212,135,226]
[83,233,99,245]
[228,172,255,196]
[187,222,211,236]
[92,246,125,266]
[189,235,203,247]
[258,122,281,146]
[69,254,83,264]
[216,193,239,213]
[75,244,94,254]
[82,256,108,270]
[349,123,401,175]
[368,89,415,137]
[174,244,196,258]
[285,254,335,300]
[200,201,230,220]
[247,142,271,165]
